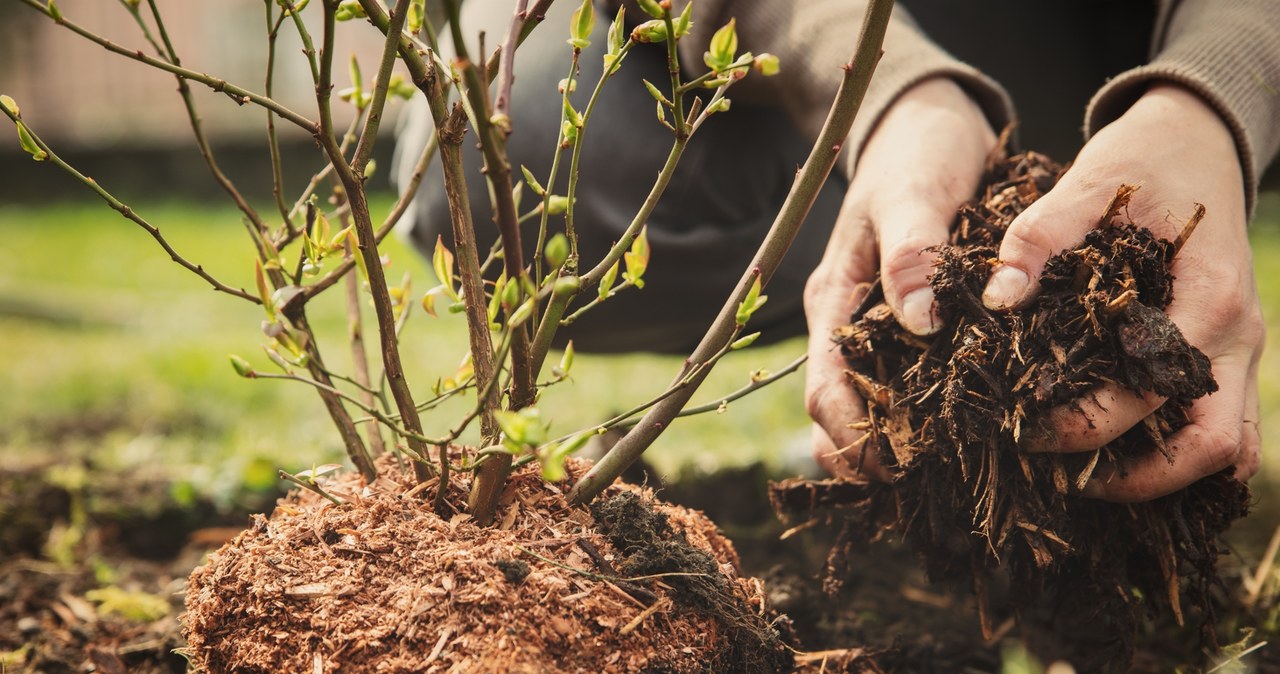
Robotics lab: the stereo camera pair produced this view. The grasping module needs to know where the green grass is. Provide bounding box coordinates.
[2,194,1279,503]
[0,198,813,495]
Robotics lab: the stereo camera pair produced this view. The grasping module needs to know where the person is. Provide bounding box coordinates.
[395,0,1278,502]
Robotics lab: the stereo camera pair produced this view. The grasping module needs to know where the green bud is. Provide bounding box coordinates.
[16,122,46,161]
[674,2,694,38]
[753,52,780,76]
[563,97,582,128]
[501,274,521,309]
[561,119,578,145]
[388,73,417,100]
[642,79,671,106]
[557,78,577,94]
[229,354,255,378]
[606,7,626,56]
[0,95,18,117]
[557,340,576,377]
[630,20,668,43]
[508,298,536,328]
[46,0,62,21]
[709,97,731,113]
[407,0,424,33]
[521,165,546,197]
[704,18,737,72]
[553,275,581,298]
[362,158,377,178]
[729,332,761,350]
[544,233,570,269]
[546,195,571,215]
[334,0,365,21]
[636,0,664,19]
[568,0,594,50]
[278,0,309,16]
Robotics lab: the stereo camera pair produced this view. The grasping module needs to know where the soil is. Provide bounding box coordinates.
[771,148,1261,672]
[181,454,794,673]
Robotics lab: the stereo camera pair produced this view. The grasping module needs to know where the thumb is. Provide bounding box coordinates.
[982,181,1104,311]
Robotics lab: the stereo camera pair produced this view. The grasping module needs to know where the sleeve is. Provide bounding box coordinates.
[1084,0,1280,216]
[669,0,1014,180]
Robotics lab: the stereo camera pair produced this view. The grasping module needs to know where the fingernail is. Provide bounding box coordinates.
[900,288,940,336]
[983,264,1029,310]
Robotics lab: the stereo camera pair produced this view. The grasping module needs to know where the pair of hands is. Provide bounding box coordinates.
[804,78,1264,501]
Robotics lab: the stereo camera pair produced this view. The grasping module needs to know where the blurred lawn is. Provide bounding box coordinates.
[2,194,1278,503]
[0,197,813,498]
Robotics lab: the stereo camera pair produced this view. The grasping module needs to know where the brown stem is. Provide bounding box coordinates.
[317,0,432,481]
[337,191,387,458]
[568,0,897,505]
[492,0,530,127]
[290,310,378,481]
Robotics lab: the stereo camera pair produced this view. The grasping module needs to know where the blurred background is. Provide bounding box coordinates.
[1,0,1277,512]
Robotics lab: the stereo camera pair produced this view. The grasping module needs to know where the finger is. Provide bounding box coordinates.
[875,202,951,336]
[1024,385,1165,454]
[1235,361,1261,483]
[983,179,1108,311]
[1081,355,1250,502]
[813,424,856,478]
[805,337,883,480]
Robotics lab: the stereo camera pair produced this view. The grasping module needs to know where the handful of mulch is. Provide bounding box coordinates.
[772,149,1250,670]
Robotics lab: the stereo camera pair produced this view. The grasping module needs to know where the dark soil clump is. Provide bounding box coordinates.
[773,149,1251,671]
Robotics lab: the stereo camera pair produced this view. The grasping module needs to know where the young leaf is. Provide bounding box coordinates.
[598,260,620,300]
[606,6,626,57]
[568,0,594,50]
[0,94,18,117]
[46,0,62,21]
[704,18,737,72]
[407,0,424,33]
[622,227,650,289]
[347,229,369,282]
[431,235,457,297]
[16,122,46,161]
[735,275,768,326]
[563,97,583,128]
[674,2,694,38]
[254,259,276,319]
[334,0,365,21]
[553,340,575,379]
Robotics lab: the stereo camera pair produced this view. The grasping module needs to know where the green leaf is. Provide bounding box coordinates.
[674,2,694,38]
[407,0,424,33]
[563,97,582,128]
[568,0,594,50]
[598,260,619,300]
[622,227,650,289]
[521,165,546,197]
[735,275,767,326]
[606,6,626,56]
[347,229,369,282]
[388,73,417,100]
[431,235,458,299]
[85,587,169,623]
[508,297,536,328]
[636,0,664,19]
[254,259,276,319]
[495,408,547,447]
[554,340,575,378]
[704,18,737,72]
[16,122,46,161]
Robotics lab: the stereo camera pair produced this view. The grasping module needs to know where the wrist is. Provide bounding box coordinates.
[1124,84,1238,163]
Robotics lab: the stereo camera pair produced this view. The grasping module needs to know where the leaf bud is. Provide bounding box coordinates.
[630,20,668,43]
[753,53,780,76]
[636,0,664,19]
[229,354,256,378]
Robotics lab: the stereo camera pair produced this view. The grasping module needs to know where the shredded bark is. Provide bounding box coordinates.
[772,149,1250,672]
[183,454,793,673]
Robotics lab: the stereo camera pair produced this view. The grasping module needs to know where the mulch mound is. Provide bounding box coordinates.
[773,148,1251,672]
[182,455,795,673]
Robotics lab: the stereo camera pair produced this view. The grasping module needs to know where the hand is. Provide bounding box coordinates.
[982,84,1263,501]
[804,77,995,479]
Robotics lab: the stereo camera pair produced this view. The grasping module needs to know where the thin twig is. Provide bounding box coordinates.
[18,0,314,130]
[569,0,897,505]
